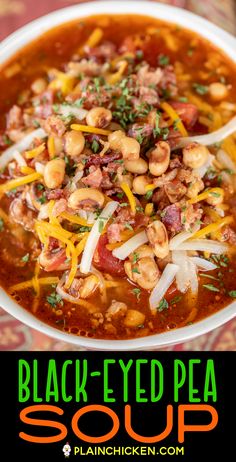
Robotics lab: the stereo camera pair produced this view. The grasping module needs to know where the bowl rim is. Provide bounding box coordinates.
[0,0,235,350]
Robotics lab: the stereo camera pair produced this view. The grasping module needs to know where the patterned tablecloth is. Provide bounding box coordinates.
[0,0,235,351]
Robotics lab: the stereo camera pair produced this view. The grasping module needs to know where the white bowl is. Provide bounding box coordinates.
[0,1,235,350]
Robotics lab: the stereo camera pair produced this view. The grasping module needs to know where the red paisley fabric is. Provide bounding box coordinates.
[0,0,235,350]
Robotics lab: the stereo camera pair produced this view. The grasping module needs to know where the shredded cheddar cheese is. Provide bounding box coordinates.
[49,71,75,95]
[145,203,154,217]
[161,102,188,137]
[192,216,234,239]
[25,143,45,159]
[20,166,35,175]
[188,187,224,205]
[71,124,111,136]
[47,136,56,158]
[120,182,136,214]
[84,28,103,49]
[61,212,91,227]
[0,172,42,194]
[9,277,60,292]
[106,61,128,85]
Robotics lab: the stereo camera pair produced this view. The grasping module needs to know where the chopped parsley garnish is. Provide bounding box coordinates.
[116,192,124,199]
[74,97,85,107]
[132,288,141,300]
[125,223,133,231]
[161,127,169,140]
[136,206,144,213]
[158,298,169,312]
[178,96,188,103]
[153,112,161,137]
[36,184,44,191]
[91,139,100,153]
[98,217,107,233]
[2,134,12,146]
[21,253,30,263]
[203,284,220,292]
[119,202,129,207]
[187,47,195,57]
[199,273,219,282]
[79,226,91,233]
[210,191,220,197]
[132,252,139,264]
[158,54,170,67]
[132,267,140,274]
[46,292,63,307]
[136,50,144,60]
[228,290,236,298]
[0,218,4,232]
[173,118,180,131]
[145,190,153,200]
[37,193,47,204]
[170,295,182,305]
[192,83,209,95]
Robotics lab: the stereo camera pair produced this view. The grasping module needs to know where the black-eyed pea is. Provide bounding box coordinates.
[124,158,148,174]
[124,309,146,328]
[149,141,170,176]
[44,158,65,189]
[120,136,140,160]
[132,175,150,195]
[68,188,104,210]
[108,130,126,150]
[86,107,112,128]
[209,82,229,102]
[64,130,85,158]
[183,143,209,169]
[31,78,47,95]
[146,220,169,259]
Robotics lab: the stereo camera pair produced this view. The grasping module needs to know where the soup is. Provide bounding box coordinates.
[0,14,236,340]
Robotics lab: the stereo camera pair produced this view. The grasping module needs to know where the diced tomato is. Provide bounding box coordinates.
[93,234,125,276]
[170,102,199,129]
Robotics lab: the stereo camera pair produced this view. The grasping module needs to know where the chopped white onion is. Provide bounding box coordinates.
[78,210,88,221]
[189,256,218,271]
[112,231,148,261]
[56,275,80,304]
[176,115,236,149]
[80,201,119,274]
[57,104,88,120]
[38,203,50,220]
[149,263,179,312]
[72,170,84,184]
[87,212,96,225]
[193,154,214,179]
[172,250,190,293]
[0,128,46,170]
[13,150,26,167]
[216,149,236,173]
[175,238,228,254]
[35,162,45,174]
[169,231,193,250]
[188,259,199,294]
